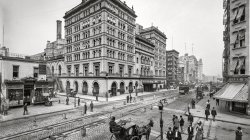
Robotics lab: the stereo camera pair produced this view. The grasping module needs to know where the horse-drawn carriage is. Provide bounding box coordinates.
[110,118,153,140]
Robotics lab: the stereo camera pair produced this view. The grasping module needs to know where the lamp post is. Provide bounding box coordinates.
[158,101,163,140]
[135,81,138,96]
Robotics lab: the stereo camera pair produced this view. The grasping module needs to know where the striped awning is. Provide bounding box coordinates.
[214,83,246,101]
[233,84,248,103]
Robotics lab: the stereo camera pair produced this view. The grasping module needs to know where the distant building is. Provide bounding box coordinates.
[30,20,66,60]
[179,53,202,84]
[166,49,179,87]
[216,0,250,115]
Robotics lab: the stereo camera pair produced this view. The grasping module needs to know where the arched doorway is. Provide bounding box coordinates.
[66,81,70,93]
[82,81,88,95]
[129,82,133,93]
[58,65,62,76]
[93,82,99,96]
[111,82,117,96]
[74,81,78,93]
[120,82,125,94]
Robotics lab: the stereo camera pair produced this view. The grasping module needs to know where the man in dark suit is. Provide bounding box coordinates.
[187,123,194,140]
[188,113,194,125]
[211,107,217,121]
[173,127,182,140]
[205,108,210,121]
[166,127,173,140]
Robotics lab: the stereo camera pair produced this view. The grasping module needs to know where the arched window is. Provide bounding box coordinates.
[58,65,62,76]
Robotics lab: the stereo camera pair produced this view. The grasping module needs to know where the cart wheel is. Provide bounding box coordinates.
[130,136,140,140]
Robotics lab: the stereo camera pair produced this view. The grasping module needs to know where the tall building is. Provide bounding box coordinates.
[54,0,138,97]
[166,50,179,87]
[198,59,203,83]
[140,26,167,88]
[215,0,250,115]
[31,20,66,60]
[179,53,201,84]
[135,34,155,91]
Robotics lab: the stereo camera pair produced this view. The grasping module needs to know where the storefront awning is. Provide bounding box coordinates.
[214,83,245,101]
[233,84,248,102]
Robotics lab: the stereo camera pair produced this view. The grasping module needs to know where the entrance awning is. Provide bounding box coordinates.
[233,84,248,102]
[214,83,246,102]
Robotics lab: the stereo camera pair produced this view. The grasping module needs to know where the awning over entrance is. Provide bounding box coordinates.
[214,83,247,102]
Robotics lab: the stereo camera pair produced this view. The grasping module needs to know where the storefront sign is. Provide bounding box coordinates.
[228,76,248,83]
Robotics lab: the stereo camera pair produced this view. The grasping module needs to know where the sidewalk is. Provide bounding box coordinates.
[0,89,173,123]
[188,96,250,126]
[58,89,171,102]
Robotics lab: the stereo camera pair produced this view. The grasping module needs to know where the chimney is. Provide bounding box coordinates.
[56,20,62,40]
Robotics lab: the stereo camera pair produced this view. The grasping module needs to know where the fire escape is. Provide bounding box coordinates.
[223,0,230,82]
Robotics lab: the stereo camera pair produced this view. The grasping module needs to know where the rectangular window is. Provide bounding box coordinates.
[13,65,19,78]
[108,64,114,75]
[128,66,132,77]
[67,66,71,76]
[95,65,100,76]
[75,65,79,76]
[34,67,39,78]
[119,65,124,77]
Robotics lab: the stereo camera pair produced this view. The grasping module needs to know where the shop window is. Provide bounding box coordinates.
[34,67,39,78]
[13,65,19,78]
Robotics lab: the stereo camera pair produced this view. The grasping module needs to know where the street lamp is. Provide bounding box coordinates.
[135,81,138,96]
[158,100,163,140]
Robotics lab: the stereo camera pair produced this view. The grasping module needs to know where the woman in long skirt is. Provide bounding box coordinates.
[195,121,203,140]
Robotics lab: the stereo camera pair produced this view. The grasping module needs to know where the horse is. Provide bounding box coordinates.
[137,120,154,140]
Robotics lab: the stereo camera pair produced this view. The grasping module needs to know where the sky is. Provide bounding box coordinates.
[0,0,224,76]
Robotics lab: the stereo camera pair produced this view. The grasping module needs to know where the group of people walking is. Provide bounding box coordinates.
[204,100,217,121]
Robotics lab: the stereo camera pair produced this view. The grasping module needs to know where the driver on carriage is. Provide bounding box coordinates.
[109,116,125,137]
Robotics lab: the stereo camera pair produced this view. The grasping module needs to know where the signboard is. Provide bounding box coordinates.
[39,64,47,75]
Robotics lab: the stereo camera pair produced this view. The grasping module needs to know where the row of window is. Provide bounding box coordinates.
[127,35,134,43]
[118,31,125,40]
[107,49,115,58]
[93,38,102,47]
[233,5,245,24]
[12,66,39,79]
[233,29,245,49]
[107,26,115,36]
[127,45,133,53]
[127,54,133,62]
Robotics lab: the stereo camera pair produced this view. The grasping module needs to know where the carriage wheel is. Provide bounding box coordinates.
[130,136,140,140]
[110,134,116,140]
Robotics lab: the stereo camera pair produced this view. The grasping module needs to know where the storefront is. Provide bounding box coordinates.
[34,81,49,104]
[214,76,249,114]
[5,80,24,108]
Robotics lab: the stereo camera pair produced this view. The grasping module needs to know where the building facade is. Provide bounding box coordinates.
[178,53,201,84]
[140,26,167,88]
[0,55,53,110]
[198,59,203,83]
[216,0,250,115]
[52,0,138,97]
[135,35,155,92]
[166,50,179,87]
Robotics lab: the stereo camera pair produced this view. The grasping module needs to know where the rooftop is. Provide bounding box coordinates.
[141,26,167,39]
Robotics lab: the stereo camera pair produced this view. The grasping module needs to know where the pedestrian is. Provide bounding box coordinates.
[130,95,132,103]
[195,121,203,140]
[211,107,217,121]
[187,123,194,140]
[90,101,93,112]
[188,113,194,125]
[174,116,179,131]
[172,115,176,126]
[173,127,182,140]
[179,116,185,133]
[191,99,195,109]
[216,99,219,106]
[235,126,243,140]
[188,103,190,114]
[66,96,69,105]
[96,94,98,101]
[78,97,80,106]
[23,103,28,115]
[158,100,163,110]
[166,127,174,140]
[206,100,210,110]
[205,108,210,121]
[84,103,87,114]
[127,95,129,103]
[106,92,108,102]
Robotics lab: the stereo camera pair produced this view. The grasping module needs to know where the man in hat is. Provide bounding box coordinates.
[187,123,194,140]
[166,127,173,140]
[90,101,94,112]
[211,107,217,121]
[188,113,194,125]
[205,108,210,121]
[235,126,243,140]
[84,103,87,114]
[173,127,182,140]
[78,97,81,106]
[179,116,185,133]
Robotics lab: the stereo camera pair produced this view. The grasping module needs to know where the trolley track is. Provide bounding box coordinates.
[1,91,178,140]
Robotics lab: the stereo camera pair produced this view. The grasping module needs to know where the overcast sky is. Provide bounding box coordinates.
[0,0,224,76]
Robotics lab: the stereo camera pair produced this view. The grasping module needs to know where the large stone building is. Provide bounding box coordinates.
[139,26,167,88]
[216,0,250,114]
[166,49,179,87]
[51,0,138,97]
[198,59,203,83]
